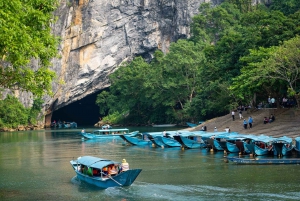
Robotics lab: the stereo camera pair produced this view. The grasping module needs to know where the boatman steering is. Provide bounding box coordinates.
[121,159,129,172]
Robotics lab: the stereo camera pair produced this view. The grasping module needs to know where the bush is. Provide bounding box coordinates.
[0,95,29,128]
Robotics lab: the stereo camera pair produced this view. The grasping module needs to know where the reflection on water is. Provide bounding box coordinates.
[0,128,300,201]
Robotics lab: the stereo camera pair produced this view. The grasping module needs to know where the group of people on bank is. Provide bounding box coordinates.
[242,116,253,129]
[263,114,275,124]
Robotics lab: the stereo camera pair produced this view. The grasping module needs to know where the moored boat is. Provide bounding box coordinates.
[81,128,138,139]
[253,136,274,156]
[101,124,112,129]
[119,133,151,146]
[173,134,206,149]
[294,137,300,153]
[152,124,176,127]
[70,156,142,188]
[227,156,300,165]
[272,136,294,156]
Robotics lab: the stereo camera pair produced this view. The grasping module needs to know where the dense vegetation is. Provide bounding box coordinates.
[0,0,58,129]
[0,95,43,129]
[97,0,300,125]
[0,0,58,96]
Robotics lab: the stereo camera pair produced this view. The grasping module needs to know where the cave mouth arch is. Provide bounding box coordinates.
[51,93,100,127]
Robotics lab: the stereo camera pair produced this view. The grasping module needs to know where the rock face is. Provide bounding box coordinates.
[44,0,224,125]
[44,0,270,125]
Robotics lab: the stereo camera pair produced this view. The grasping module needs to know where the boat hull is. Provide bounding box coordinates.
[75,169,142,188]
[119,134,150,146]
[173,135,206,149]
[227,157,300,165]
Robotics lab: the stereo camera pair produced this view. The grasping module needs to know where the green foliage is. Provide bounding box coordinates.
[0,0,59,96]
[28,97,44,124]
[270,0,300,15]
[97,1,300,124]
[0,95,29,128]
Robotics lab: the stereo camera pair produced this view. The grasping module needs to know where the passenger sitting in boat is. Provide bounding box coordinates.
[102,166,108,177]
[108,164,118,176]
[121,159,129,172]
[260,143,265,149]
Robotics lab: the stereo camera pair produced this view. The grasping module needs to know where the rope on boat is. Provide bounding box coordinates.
[103,173,123,186]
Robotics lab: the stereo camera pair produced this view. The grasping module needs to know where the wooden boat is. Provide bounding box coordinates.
[82,128,138,139]
[227,156,300,165]
[160,136,181,147]
[206,132,239,151]
[152,124,176,127]
[272,136,294,156]
[70,156,142,188]
[119,133,151,146]
[173,134,206,149]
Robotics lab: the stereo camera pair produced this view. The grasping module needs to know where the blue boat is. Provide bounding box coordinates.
[206,132,239,151]
[227,156,300,165]
[294,137,300,154]
[70,156,142,189]
[101,124,112,129]
[119,133,151,146]
[147,135,165,147]
[272,136,294,156]
[160,136,181,147]
[173,134,206,149]
[253,136,275,156]
[82,128,138,139]
[186,121,204,128]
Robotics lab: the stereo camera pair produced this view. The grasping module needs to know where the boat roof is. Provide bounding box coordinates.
[93,128,129,132]
[273,136,292,143]
[77,156,120,169]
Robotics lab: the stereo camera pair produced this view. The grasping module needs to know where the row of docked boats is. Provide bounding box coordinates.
[74,129,300,189]
[110,130,300,157]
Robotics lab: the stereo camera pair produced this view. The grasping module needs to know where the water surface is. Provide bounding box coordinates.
[0,127,299,201]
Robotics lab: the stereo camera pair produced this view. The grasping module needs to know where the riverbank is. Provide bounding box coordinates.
[185,108,300,138]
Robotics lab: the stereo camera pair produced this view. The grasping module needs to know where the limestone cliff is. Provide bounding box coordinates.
[44,0,225,125]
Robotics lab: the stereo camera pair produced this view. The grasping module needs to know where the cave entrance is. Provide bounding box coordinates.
[51,93,100,127]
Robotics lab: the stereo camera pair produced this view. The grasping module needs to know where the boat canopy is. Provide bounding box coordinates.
[273,136,292,143]
[77,156,120,169]
[93,128,129,134]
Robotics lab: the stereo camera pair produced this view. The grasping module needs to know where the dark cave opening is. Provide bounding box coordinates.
[51,93,100,127]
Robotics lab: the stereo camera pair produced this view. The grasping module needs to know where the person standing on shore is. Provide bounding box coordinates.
[231,110,235,121]
[248,116,253,129]
[239,110,243,119]
[243,119,248,129]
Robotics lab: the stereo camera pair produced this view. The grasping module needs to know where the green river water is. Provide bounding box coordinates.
[0,127,299,201]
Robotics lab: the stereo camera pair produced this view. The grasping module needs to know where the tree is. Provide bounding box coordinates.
[231,36,300,107]
[0,0,58,96]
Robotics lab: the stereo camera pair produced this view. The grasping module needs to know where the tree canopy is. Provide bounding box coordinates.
[96,1,300,124]
[0,0,58,96]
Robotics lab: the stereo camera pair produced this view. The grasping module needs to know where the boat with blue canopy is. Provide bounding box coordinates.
[119,133,152,146]
[272,136,294,156]
[253,135,275,156]
[81,128,138,139]
[294,137,300,154]
[70,156,142,188]
[173,132,207,149]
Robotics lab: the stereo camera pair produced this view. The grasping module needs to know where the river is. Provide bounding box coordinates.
[0,127,299,201]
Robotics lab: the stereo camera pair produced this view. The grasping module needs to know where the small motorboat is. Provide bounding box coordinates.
[102,124,112,129]
[81,128,138,139]
[70,156,142,189]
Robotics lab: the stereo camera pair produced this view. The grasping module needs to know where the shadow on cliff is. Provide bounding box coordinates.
[51,93,100,126]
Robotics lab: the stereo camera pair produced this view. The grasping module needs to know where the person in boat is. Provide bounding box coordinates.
[225,127,230,133]
[102,166,109,177]
[163,130,166,137]
[121,159,129,172]
[81,129,85,133]
[108,164,118,176]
